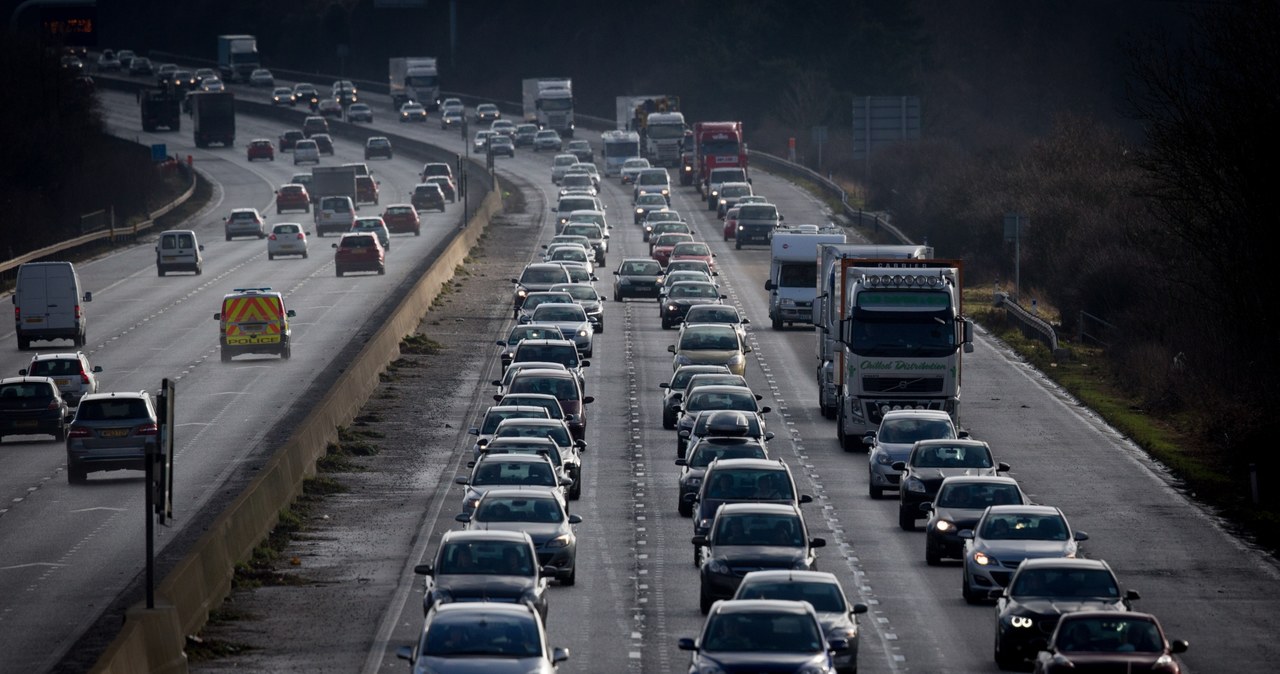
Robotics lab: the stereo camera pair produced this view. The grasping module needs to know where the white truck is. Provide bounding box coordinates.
[644,111,686,167]
[764,225,847,330]
[523,78,575,137]
[601,129,641,177]
[310,166,358,207]
[831,258,972,451]
[812,244,935,421]
[389,57,441,110]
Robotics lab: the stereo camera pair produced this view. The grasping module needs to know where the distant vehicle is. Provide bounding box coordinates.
[333,232,386,277]
[154,229,204,276]
[246,139,275,162]
[267,222,309,260]
[217,34,260,83]
[474,103,501,122]
[399,102,427,123]
[347,103,374,123]
[127,56,153,76]
[489,134,516,157]
[271,87,296,106]
[317,99,343,118]
[65,391,156,482]
[533,129,563,152]
[248,68,274,87]
[411,184,447,213]
[364,136,393,160]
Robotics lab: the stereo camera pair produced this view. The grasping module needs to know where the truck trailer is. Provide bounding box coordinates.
[814,245,935,420]
[764,225,847,329]
[216,35,259,83]
[388,57,440,110]
[139,85,181,132]
[191,91,235,148]
[833,259,972,450]
[523,78,575,137]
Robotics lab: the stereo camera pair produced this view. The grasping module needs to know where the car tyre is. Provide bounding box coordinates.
[54,423,67,443]
[699,583,713,614]
[378,265,386,275]
[868,483,883,499]
[268,253,274,260]
[898,507,916,531]
[926,547,941,566]
[67,464,87,484]
[282,344,291,360]
[561,566,576,586]
[993,633,1018,671]
[220,350,231,363]
[662,411,676,430]
[678,499,693,517]
[735,240,742,250]
[158,268,165,277]
[336,269,343,277]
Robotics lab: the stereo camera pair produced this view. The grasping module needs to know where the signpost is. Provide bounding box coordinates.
[1003,213,1029,302]
[146,378,175,609]
[851,95,921,173]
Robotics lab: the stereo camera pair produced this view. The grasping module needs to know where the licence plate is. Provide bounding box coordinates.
[162,256,177,261]
[15,420,37,429]
[54,379,70,386]
[100,428,130,438]
[25,317,43,324]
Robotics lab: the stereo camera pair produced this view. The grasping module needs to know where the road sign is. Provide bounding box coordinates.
[150,144,167,163]
[851,96,921,164]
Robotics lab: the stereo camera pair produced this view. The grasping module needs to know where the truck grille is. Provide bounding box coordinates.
[862,376,944,393]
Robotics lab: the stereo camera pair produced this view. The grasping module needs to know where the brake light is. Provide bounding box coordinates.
[269,234,278,240]
[13,306,18,321]
[47,399,62,411]
[296,233,305,240]
[136,423,159,436]
[68,427,91,439]
[81,371,90,384]
[74,305,81,319]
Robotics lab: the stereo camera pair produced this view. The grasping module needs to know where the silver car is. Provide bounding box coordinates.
[459,488,582,585]
[223,208,266,240]
[526,304,593,357]
[456,453,568,516]
[866,409,965,498]
[65,391,157,483]
[19,352,101,405]
[267,223,309,259]
[960,504,1088,603]
[550,154,578,183]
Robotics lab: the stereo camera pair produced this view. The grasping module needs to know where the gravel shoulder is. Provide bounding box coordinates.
[189,177,544,673]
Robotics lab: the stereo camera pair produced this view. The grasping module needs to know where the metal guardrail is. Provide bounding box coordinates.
[0,162,196,279]
[993,291,1068,359]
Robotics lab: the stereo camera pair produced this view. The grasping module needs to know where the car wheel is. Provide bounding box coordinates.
[226,234,232,241]
[699,583,713,614]
[926,546,941,567]
[378,265,386,275]
[822,404,836,420]
[678,499,693,517]
[994,632,1018,670]
[898,507,916,531]
[772,316,783,330]
[277,208,283,214]
[17,336,30,350]
[303,251,309,258]
[282,344,291,360]
[596,322,604,334]
[693,544,702,568]
[67,464,87,484]
[868,483,883,499]
[561,566,576,586]
[662,411,675,430]
[735,240,742,250]
[268,253,274,260]
[54,423,67,443]
[157,268,165,277]
[336,269,343,277]
[613,291,622,302]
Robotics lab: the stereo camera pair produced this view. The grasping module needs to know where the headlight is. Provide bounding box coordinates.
[719,198,727,206]
[667,305,677,312]
[675,355,693,366]
[545,534,573,549]
[464,496,480,511]
[644,225,653,233]
[779,297,796,307]
[875,452,894,466]
[738,225,745,231]
[686,477,701,487]
[710,190,719,198]
[973,551,994,566]
[516,288,528,298]
[1007,615,1034,629]
[578,329,589,337]
[636,208,644,214]
[905,477,926,493]
[935,520,954,532]
[707,558,729,574]
[662,188,670,196]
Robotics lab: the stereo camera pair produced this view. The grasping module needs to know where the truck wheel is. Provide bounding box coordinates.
[268,253,274,260]
[17,336,30,350]
[735,240,742,250]
[772,316,783,330]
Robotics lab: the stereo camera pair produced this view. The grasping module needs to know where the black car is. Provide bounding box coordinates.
[0,377,69,442]
[278,130,304,152]
[675,385,769,459]
[922,475,1027,565]
[676,435,768,517]
[694,503,824,613]
[411,183,447,213]
[689,458,811,565]
[893,439,1009,531]
[612,257,664,302]
[660,281,727,329]
[993,558,1140,670]
[415,529,551,622]
[311,133,335,156]
[679,600,845,674]
[732,570,869,674]
[659,364,731,430]
[364,136,393,160]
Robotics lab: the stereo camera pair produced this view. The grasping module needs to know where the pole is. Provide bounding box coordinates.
[1014,214,1022,303]
[145,445,154,609]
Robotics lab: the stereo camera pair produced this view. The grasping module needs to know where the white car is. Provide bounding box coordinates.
[440,108,464,129]
[249,68,275,87]
[620,157,651,184]
[533,129,563,152]
[551,154,579,183]
[267,223,309,259]
[399,102,427,122]
[200,77,225,92]
[347,103,373,123]
[293,139,320,165]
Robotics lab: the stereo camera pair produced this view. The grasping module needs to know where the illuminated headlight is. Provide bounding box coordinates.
[644,225,653,233]
[707,558,729,574]
[636,208,645,214]
[935,520,954,532]
[516,288,528,298]
[738,225,745,231]
[667,305,677,312]
[401,112,409,117]
[464,496,480,511]
[545,534,573,549]
[1008,615,1034,629]
[578,329,589,337]
[661,188,669,196]
[719,198,728,206]
[683,166,691,172]
[710,190,719,197]
[973,551,995,566]
[905,477,926,493]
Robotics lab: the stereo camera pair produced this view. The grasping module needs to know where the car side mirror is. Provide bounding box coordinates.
[958,430,970,439]
[764,280,774,291]
[453,476,468,485]
[1171,639,1189,654]
[678,430,691,439]
[743,345,752,353]
[691,535,708,546]
[1074,531,1089,542]
[997,462,1011,472]
[740,317,749,324]
[764,432,775,441]
[286,309,296,318]
[759,406,771,414]
[560,476,575,487]
[332,243,338,249]
[568,514,583,525]
[492,395,502,402]
[454,513,472,523]
[659,382,671,389]
[891,461,906,472]
[396,646,414,662]
[958,529,974,539]
[851,603,868,615]
[213,313,221,320]
[1124,589,1141,601]
[810,537,826,548]
[719,294,728,300]
[667,345,676,353]
[413,563,433,576]
[677,638,697,652]
[496,340,506,347]
[613,270,620,276]
[82,292,92,302]
[467,426,480,436]
[552,647,570,664]
[755,394,764,401]
[799,494,813,504]
[674,458,688,466]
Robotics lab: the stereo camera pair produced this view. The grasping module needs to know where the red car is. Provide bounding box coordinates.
[651,232,693,267]
[381,204,421,236]
[356,175,380,205]
[275,184,311,214]
[247,139,275,162]
[333,232,385,276]
[722,206,741,241]
[669,241,715,271]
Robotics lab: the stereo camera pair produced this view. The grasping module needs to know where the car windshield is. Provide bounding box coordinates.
[638,195,667,206]
[701,611,822,653]
[422,613,541,657]
[495,423,572,448]
[471,460,556,488]
[689,441,767,468]
[438,540,535,576]
[521,268,568,284]
[1010,568,1120,599]
[27,359,81,376]
[738,205,779,220]
[655,234,691,247]
[672,368,721,389]
[532,305,586,322]
[485,441,563,467]
[480,409,547,434]
[639,173,667,185]
[509,376,579,401]
[507,326,564,344]
[475,496,563,523]
[522,295,571,312]
[679,330,739,351]
[385,207,413,216]
[75,398,149,420]
[937,483,1023,509]
[980,512,1069,541]
[554,156,577,166]
[736,581,846,613]
[715,513,804,546]
[705,469,793,500]
[515,344,579,367]
[670,284,719,299]
[341,236,375,249]
[912,444,992,469]
[687,391,756,413]
[553,286,597,301]
[686,307,739,323]
[500,397,563,419]
[877,418,956,444]
[549,249,588,262]
[666,261,708,274]
[687,375,746,390]
[673,243,710,257]
[621,260,662,275]
[1055,617,1163,654]
[562,225,601,238]
[559,199,595,212]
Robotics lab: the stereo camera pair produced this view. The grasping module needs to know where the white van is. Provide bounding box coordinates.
[155,229,204,276]
[13,262,92,350]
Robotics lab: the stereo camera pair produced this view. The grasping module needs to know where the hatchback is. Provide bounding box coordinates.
[333,233,385,276]
[411,184,447,213]
[65,391,157,483]
[223,208,265,241]
[533,130,563,152]
[364,136,393,160]
[381,204,421,236]
[267,223,309,260]
[292,139,320,165]
[18,352,101,405]
[246,139,274,162]
[275,184,311,214]
[0,377,70,442]
[301,115,329,138]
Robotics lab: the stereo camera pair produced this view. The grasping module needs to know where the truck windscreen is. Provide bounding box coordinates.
[542,98,572,112]
[701,140,739,155]
[605,142,640,157]
[648,124,684,139]
[407,75,438,87]
[848,311,956,357]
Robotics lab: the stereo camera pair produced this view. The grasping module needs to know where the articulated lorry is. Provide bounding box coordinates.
[693,121,747,194]
[190,91,235,148]
[614,96,684,167]
[814,245,934,420]
[216,35,259,83]
[139,85,181,132]
[523,78,575,137]
[831,257,972,450]
[389,57,440,110]
[764,225,847,329]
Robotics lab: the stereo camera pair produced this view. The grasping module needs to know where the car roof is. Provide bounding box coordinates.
[485,405,547,415]
[432,601,535,618]
[0,376,58,386]
[718,502,801,516]
[1019,558,1111,571]
[495,418,568,428]
[738,569,841,586]
[485,436,557,448]
[681,323,738,334]
[912,438,990,450]
[711,599,816,617]
[475,452,555,465]
[511,368,575,380]
[81,390,150,402]
[881,409,954,422]
[708,458,787,471]
[27,352,84,361]
[480,487,559,500]
[440,529,532,544]
[938,475,1020,487]
[983,504,1061,516]
[514,338,577,349]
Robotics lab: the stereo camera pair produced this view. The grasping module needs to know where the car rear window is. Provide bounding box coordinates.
[0,382,55,399]
[341,235,376,248]
[28,359,82,376]
[77,399,149,420]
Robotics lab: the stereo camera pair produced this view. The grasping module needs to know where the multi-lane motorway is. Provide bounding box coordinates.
[3,75,1279,673]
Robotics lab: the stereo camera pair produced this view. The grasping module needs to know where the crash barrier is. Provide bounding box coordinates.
[0,162,195,284]
[992,291,1069,360]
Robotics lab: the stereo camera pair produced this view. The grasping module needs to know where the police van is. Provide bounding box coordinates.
[213,287,295,362]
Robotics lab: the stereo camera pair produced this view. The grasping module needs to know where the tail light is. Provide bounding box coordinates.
[47,399,62,411]
[81,371,90,384]
[296,233,305,240]
[68,427,91,439]
[14,306,19,321]
[74,305,82,319]
[136,423,159,436]
[269,234,278,240]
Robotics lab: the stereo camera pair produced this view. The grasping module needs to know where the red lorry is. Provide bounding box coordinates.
[692,121,747,194]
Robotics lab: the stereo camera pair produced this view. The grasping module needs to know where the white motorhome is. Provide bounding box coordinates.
[13,262,92,350]
[764,225,846,329]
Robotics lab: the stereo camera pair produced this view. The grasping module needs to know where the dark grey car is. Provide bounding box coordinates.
[65,391,157,483]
